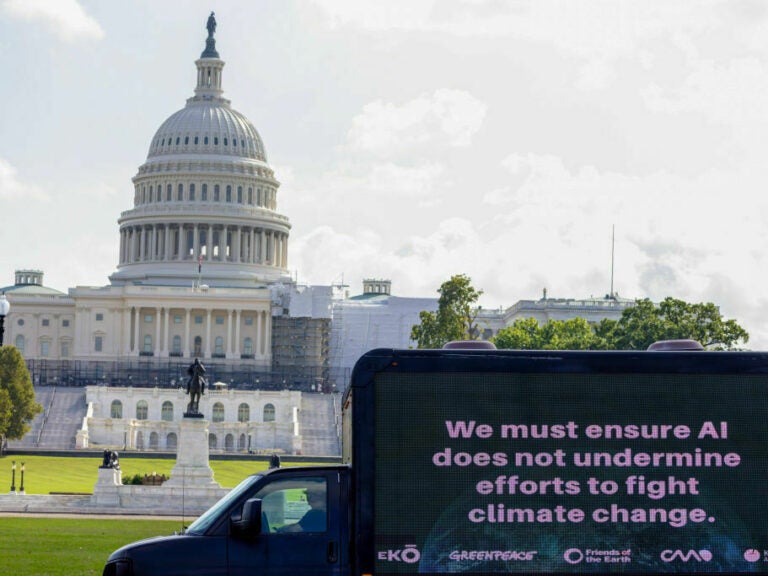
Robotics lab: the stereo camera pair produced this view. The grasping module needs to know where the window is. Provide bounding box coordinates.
[148,186,153,203]
[238,403,250,423]
[162,401,174,422]
[254,477,328,534]
[15,335,24,353]
[194,136,199,145]
[215,316,224,325]
[136,400,148,420]
[189,183,196,201]
[195,315,203,324]
[178,183,184,201]
[243,337,253,356]
[237,186,243,203]
[42,318,50,327]
[167,433,177,450]
[226,185,232,202]
[214,137,219,146]
[144,314,153,323]
[202,183,208,201]
[175,137,180,146]
[17,318,24,326]
[62,319,70,327]
[204,136,209,145]
[208,433,217,449]
[40,341,50,357]
[184,136,189,145]
[95,336,103,352]
[214,185,220,201]
[212,402,225,422]
[174,315,183,324]
[244,316,253,325]
[224,137,228,146]
[150,432,159,449]
[263,403,276,422]
[214,336,224,355]
[248,187,253,204]
[95,313,104,321]
[194,336,202,356]
[110,400,123,419]
[172,335,182,355]
[233,138,238,147]
[61,341,70,358]
[166,184,172,201]
[225,434,234,451]
[143,334,152,353]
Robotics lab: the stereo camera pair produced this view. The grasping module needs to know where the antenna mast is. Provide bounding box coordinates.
[610,225,615,299]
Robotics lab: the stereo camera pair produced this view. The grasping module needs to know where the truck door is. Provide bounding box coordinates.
[228,471,344,576]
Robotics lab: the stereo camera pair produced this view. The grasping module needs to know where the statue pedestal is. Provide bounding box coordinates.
[165,417,220,488]
[92,467,122,506]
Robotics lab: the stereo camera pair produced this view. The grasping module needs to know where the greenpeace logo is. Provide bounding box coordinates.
[449,550,537,562]
[660,550,713,563]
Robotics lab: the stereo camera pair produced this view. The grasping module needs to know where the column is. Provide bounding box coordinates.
[193,224,200,258]
[205,309,212,357]
[123,308,132,355]
[206,224,214,261]
[220,225,228,261]
[256,311,263,356]
[177,225,185,261]
[154,307,161,356]
[163,308,170,356]
[227,310,234,357]
[234,226,241,263]
[264,311,272,357]
[164,226,171,260]
[132,307,141,355]
[250,228,256,263]
[260,230,267,263]
[282,234,288,268]
[184,308,191,357]
[234,310,241,356]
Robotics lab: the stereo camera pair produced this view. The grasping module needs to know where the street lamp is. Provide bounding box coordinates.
[10,461,16,494]
[0,293,10,347]
[19,462,25,494]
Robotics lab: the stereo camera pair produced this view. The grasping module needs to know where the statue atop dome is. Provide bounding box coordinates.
[201,12,220,59]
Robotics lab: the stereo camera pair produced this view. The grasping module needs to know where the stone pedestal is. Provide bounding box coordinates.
[92,467,122,506]
[165,417,221,488]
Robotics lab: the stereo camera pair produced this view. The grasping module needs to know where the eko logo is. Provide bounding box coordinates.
[660,550,713,563]
[378,545,421,564]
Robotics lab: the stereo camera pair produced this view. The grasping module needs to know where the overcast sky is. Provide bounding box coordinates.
[2,0,768,346]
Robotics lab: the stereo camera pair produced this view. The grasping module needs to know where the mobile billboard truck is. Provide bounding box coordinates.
[104,345,768,575]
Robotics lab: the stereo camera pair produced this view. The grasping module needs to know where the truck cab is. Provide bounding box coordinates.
[103,465,350,576]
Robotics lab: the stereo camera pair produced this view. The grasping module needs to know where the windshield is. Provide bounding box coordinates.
[186,474,263,535]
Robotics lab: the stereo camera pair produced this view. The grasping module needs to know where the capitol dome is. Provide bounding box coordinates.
[110,14,291,288]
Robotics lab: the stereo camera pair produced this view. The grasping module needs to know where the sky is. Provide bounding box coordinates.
[2,0,768,346]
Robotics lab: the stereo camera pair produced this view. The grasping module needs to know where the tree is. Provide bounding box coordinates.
[0,346,42,448]
[411,274,483,348]
[493,297,749,351]
[607,297,749,350]
[493,317,599,350]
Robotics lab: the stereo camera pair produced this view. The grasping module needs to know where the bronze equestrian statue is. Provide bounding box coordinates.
[186,358,206,415]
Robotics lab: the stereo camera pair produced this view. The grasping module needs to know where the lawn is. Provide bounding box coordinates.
[0,516,180,576]
[0,454,328,493]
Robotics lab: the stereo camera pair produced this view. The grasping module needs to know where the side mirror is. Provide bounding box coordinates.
[232,498,263,536]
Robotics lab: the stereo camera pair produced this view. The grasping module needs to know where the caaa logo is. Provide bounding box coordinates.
[660,550,713,563]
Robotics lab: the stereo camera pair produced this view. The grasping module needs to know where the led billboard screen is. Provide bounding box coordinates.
[373,372,768,573]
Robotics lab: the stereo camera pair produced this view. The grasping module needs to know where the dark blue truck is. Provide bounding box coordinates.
[104,346,768,575]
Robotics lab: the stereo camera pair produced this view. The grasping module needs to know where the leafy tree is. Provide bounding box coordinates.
[411,274,483,348]
[493,317,599,350]
[607,297,748,350]
[0,346,42,447]
[493,297,749,351]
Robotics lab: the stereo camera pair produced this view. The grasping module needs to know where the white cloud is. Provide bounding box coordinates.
[346,89,487,157]
[0,158,47,200]
[3,0,104,42]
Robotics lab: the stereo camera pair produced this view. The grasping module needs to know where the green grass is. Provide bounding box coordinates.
[0,454,329,493]
[0,517,180,576]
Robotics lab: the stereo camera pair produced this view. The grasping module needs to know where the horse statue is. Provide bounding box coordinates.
[186,358,207,415]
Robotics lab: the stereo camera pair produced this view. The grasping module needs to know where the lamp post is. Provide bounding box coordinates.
[10,461,16,494]
[0,293,10,347]
[19,462,25,494]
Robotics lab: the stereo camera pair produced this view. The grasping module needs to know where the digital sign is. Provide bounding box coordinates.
[373,372,768,573]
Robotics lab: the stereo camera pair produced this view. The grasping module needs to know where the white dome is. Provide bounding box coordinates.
[148,102,267,162]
